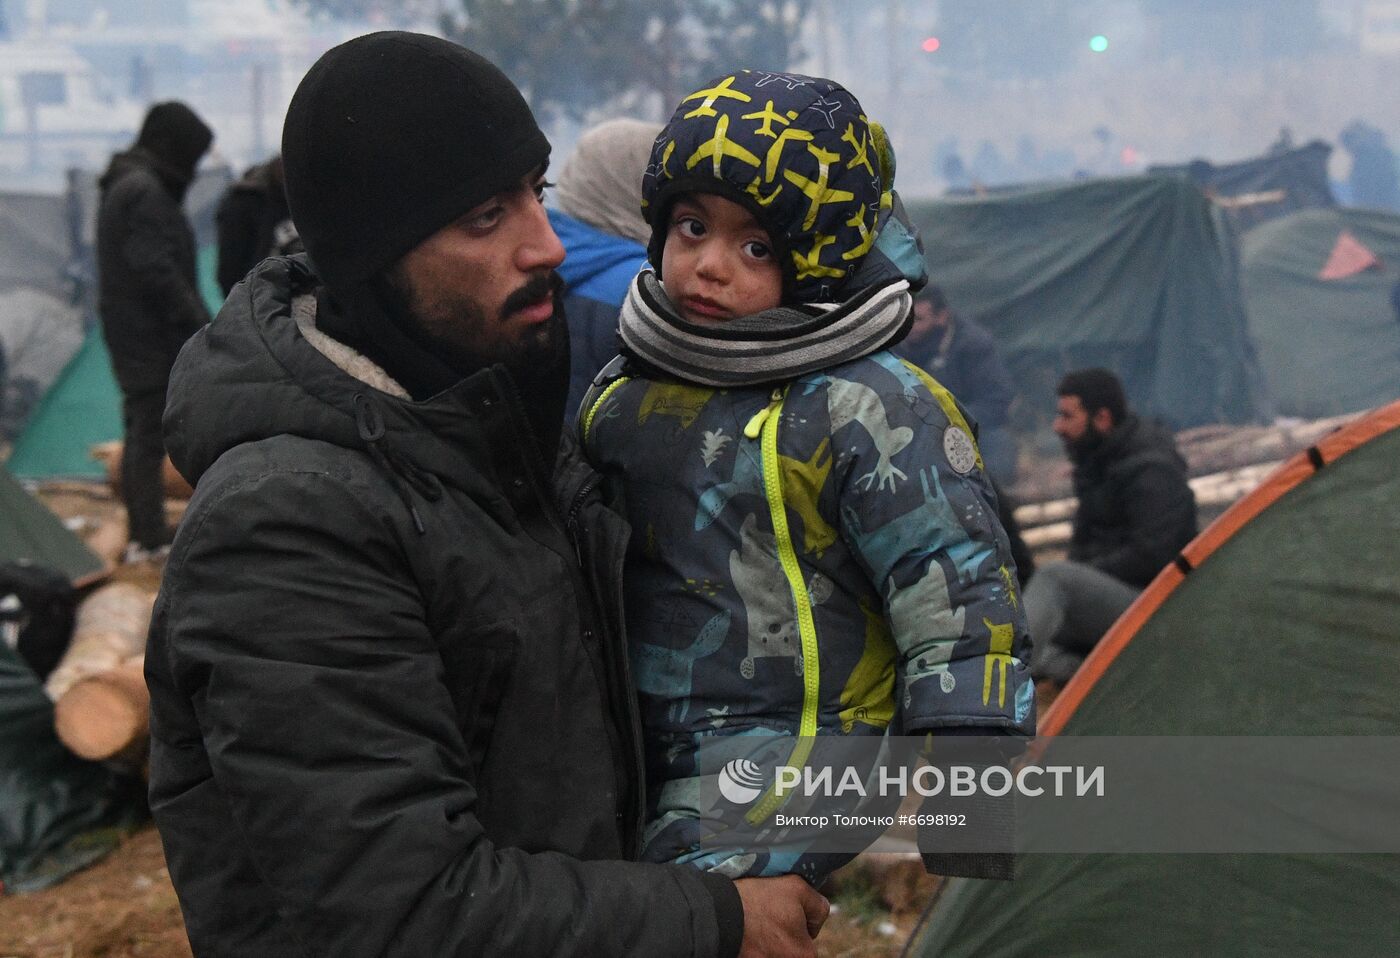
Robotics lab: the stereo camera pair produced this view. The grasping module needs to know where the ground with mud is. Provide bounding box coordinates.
[0,829,939,958]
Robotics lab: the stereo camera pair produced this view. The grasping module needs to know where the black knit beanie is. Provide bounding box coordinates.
[282,32,551,292]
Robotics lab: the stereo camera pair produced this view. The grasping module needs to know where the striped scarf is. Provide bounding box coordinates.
[617,271,912,387]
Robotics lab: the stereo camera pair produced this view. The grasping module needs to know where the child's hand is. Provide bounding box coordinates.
[734,874,829,957]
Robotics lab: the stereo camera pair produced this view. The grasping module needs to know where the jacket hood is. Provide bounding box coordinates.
[98,149,152,192]
[553,118,657,246]
[164,255,517,513]
[549,209,646,297]
[99,147,195,200]
[137,102,213,174]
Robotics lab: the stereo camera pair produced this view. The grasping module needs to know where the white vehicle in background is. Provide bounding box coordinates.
[0,37,144,189]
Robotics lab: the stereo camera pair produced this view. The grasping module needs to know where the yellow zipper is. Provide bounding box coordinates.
[583,376,630,442]
[744,387,821,825]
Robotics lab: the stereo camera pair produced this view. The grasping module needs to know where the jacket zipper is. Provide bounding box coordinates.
[494,370,646,853]
[565,477,648,858]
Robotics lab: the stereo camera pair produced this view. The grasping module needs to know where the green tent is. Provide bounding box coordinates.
[7,247,225,480]
[905,175,1267,429]
[6,326,122,480]
[0,640,145,894]
[908,401,1400,957]
[1241,207,1400,418]
[0,465,106,585]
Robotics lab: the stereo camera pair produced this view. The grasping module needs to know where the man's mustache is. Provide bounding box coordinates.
[501,271,564,319]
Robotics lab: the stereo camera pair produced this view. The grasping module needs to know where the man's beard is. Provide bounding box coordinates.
[382,269,566,378]
[378,268,571,455]
[1063,424,1106,464]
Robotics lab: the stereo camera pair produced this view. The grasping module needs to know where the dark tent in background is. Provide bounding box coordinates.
[0,465,107,584]
[1154,140,1336,234]
[0,287,83,439]
[906,176,1268,431]
[906,400,1400,958]
[0,188,74,300]
[1241,207,1400,419]
[0,189,85,439]
[0,640,145,894]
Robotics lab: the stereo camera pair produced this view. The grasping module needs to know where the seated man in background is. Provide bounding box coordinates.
[1026,368,1197,684]
[895,284,1018,483]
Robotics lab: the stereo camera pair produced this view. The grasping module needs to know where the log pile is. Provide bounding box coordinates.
[53,659,149,764]
[89,441,194,500]
[46,582,155,766]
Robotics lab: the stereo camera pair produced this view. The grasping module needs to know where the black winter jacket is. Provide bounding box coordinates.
[216,159,301,296]
[96,148,209,391]
[1068,414,1197,588]
[146,256,740,957]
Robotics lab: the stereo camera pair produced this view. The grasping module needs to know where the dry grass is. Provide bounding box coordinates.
[0,826,945,958]
[0,829,191,958]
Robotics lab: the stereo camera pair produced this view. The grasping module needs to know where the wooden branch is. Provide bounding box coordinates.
[45,582,155,702]
[54,658,150,763]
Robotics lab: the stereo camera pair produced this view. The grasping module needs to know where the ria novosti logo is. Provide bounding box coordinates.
[718,758,765,804]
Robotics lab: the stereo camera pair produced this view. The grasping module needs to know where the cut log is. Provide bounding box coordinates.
[91,441,194,500]
[45,582,155,701]
[86,515,130,567]
[54,658,149,762]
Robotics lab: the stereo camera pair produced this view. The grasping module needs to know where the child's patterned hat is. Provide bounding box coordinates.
[643,70,889,304]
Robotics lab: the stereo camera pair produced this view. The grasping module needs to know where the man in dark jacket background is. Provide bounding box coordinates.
[546,117,655,419]
[214,153,301,296]
[96,100,212,557]
[895,284,1018,483]
[145,32,824,958]
[1026,368,1197,683]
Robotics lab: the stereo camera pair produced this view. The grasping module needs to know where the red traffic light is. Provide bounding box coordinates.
[921,37,941,53]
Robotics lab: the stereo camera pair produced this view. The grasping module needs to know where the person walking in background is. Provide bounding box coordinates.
[1026,368,1197,684]
[96,101,213,559]
[894,284,1018,483]
[215,153,301,296]
[547,117,657,417]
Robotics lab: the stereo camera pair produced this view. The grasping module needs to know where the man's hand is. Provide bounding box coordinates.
[734,874,829,958]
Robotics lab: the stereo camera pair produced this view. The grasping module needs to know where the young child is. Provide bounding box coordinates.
[580,70,1033,884]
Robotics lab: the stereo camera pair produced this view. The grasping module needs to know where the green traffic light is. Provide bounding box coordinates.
[1090,35,1109,53]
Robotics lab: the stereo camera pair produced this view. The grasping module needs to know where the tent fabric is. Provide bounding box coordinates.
[1318,229,1381,280]
[3,167,228,467]
[1242,207,1400,418]
[6,253,221,480]
[0,288,84,439]
[906,175,1266,430]
[0,190,71,299]
[0,640,145,895]
[907,400,1400,958]
[1153,140,1336,234]
[0,466,107,585]
[6,326,122,481]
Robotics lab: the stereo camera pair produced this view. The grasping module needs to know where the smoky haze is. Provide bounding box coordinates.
[0,1,1396,196]
[806,0,1398,199]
